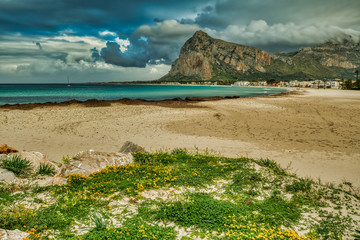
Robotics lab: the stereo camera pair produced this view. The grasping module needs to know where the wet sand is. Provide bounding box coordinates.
[0,88,359,188]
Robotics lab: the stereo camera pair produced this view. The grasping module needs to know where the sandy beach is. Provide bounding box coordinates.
[1,88,359,188]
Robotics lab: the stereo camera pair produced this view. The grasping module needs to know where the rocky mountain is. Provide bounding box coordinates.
[159,30,360,82]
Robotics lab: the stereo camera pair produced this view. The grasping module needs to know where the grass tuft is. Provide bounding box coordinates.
[0,155,32,176]
[36,162,56,176]
[62,155,72,164]
[171,148,188,155]
[353,229,360,240]
[90,211,110,231]
[255,158,288,176]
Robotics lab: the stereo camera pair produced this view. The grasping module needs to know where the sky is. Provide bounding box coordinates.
[1,0,359,83]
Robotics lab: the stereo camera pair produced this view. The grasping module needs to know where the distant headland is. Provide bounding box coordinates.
[157,30,359,83]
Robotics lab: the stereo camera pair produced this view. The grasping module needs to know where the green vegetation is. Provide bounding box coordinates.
[70,224,176,240]
[158,72,203,83]
[62,155,73,164]
[89,211,111,231]
[285,178,313,193]
[0,150,359,239]
[0,155,32,176]
[342,79,353,90]
[353,229,360,240]
[354,79,360,89]
[157,192,301,229]
[36,162,56,176]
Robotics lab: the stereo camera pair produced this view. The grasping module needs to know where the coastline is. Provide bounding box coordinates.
[0,86,292,110]
[0,88,359,188]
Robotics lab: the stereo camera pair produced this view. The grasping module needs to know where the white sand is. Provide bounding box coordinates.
[1,88,359,188]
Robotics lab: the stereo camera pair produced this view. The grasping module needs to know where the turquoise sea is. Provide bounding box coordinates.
[0,84,286,105]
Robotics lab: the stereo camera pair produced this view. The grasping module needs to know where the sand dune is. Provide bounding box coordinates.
[0,88,359,188]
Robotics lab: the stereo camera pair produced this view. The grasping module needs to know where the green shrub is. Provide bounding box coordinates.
[314,213,351,240]
[171,148,188,155]
[156,192,301,231]
[156,193,236,230]
[285,178,313,193]
[231,170,263,189]
[29,191,109,233]
[36,162,56,176]
[133,151,176,165]
[255,158,287,176]
[71,224,176,240]
[0,204,36,230]
[67,174,89,189]
[0,155,32,176]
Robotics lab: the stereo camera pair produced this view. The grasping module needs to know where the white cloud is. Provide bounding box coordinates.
[99,30,117,37]
[135,19,199,39]
[50,34,105,50]
[149,67,158,74]
[4,59,170,83]
[0,33,118,81]
[194,0,360,32]
[205,20,360,51]
[115,37,130,52]
[247,20,268,32]
[131,20,200,63]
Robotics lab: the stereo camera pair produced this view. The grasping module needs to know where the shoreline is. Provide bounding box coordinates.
[1,88,359,188]
[0,88,293,110]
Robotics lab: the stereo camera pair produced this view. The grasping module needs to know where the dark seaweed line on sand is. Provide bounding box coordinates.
[0,90,295,110]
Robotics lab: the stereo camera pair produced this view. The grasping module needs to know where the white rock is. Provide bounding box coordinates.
[0,168,16,183]
[63,150,133,177]
[0,229,29,240]
[119,141,147,153]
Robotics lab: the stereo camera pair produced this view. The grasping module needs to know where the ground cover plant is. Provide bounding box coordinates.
[0,149,359,239]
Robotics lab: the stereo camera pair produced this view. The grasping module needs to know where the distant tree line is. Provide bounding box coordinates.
[340,70,360,90]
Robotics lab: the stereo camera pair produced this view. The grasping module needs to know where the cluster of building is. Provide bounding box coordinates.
[232,80,343,89]
[160,79,353,89]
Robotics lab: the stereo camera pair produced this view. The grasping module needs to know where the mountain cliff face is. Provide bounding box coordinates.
[160,31,359,82]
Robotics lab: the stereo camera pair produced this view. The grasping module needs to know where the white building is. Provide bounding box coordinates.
[329,80,340,89]
[233,81,250,86]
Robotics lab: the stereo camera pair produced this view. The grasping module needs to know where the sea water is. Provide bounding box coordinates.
[0,84,286,105]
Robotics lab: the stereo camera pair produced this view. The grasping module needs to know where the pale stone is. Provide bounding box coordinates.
[0,229,29,240]
[0,168,16,183]
[119,141,147,153]
[63,150,133,177]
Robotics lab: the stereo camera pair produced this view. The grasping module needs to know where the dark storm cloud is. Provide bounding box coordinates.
[0,48,68,61]
[0,0,142,32]
[194,0,360,30]
[99,20,199,67]
[100,40,151,68]
[90,47,101,61]
[183,0,360,52]
[0,0,207,35]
